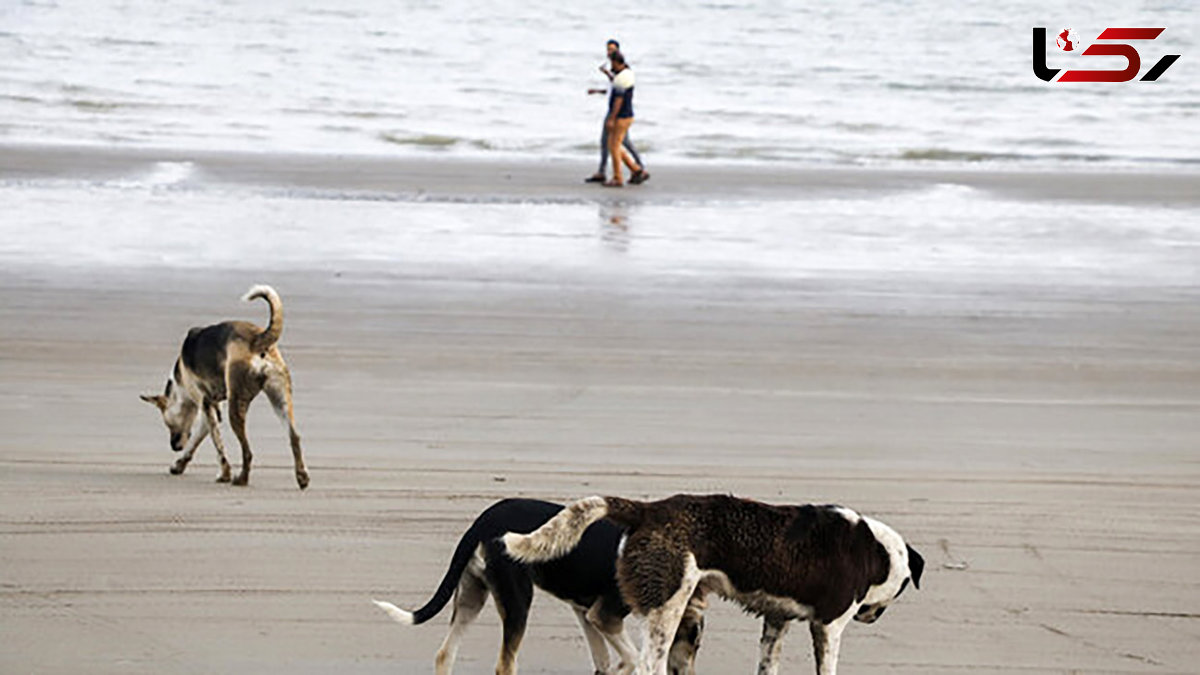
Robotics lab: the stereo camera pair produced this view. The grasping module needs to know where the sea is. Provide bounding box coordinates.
[1,0,1197,291]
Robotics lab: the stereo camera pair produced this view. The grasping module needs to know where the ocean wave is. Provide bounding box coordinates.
[93,37,163,49]
[68,99,124,112]
[885,81,1049,96]
[378,132,462,148]
[895,148,1200,166]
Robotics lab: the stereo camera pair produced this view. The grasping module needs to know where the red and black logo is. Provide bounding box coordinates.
[1033,27,1181,82]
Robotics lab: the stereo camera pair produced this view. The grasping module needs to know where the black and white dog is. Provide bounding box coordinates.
[505,494,924,675]
[372,498,704,675]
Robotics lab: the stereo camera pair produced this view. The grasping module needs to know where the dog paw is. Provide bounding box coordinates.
[296,471,310,490]
[232,473,249,486]
[215,471,232,483]
[170,464,185,475]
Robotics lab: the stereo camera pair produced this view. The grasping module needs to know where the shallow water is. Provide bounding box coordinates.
[2,168,1196,295]
[1,0,1196,167]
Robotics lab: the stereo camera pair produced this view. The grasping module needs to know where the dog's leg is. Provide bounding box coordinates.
[203,404,233,483]
[435,572,488,675]
[574,608,612,675]
[756,617,789,675]
[667,589,707,675]
[264,370,308,489]
[170,416,210,476]
[487,564,532,675]
[809,612,851,675]
[228,395,253,486]
[604,627,638,675]
[636,557,701,675]
[587,602,637,675]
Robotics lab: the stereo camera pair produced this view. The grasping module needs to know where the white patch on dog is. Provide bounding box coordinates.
[467,543,486,577]
[503,495,607,562]
[639,554,703,675]
[829,506,860,525]
[860,515,908,606]
[372,599,415,625]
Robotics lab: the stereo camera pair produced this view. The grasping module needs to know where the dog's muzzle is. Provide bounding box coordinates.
[855,604,886,623]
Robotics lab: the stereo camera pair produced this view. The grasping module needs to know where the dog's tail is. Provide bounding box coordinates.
[242,284,283,353]
[503,496,645,563]
[371,518,492,626]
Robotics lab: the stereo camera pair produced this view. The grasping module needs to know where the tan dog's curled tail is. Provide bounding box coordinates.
[242,284,283,353]
[503,495,647,563]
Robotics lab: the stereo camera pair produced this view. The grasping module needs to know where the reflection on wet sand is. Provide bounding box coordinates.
[598,201,633,254]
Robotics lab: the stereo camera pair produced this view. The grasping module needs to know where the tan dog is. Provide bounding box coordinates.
[141,285,309,489]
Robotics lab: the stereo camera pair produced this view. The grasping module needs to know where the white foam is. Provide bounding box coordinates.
[1,178,1196,293]
[107,161,195,189]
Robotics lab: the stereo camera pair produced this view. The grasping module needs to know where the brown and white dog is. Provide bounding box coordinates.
[504,494,923,675]
[140,285,309,489]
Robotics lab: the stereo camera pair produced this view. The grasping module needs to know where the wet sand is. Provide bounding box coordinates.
[1,259,1198,674]
[3,142,1199,207]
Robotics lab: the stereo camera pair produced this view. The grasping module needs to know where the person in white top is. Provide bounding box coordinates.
[600,52,647,187]
[585,40,647,185]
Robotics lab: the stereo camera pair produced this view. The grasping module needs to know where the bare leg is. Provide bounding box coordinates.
[435,574,488,675]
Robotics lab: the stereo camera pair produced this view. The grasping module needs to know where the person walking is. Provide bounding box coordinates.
[600,51,647,187]
[585,41,647,184]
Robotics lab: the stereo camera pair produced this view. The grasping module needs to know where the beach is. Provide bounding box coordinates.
[1,149,1198,672]
[4,0,1199,669]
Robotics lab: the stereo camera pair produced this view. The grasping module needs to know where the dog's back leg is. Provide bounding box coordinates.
[573,607,612,675]
[485,564,533,675]
[758,617,790,675]
[587,598,636,675]
[263,362,309,489]
[435,572,489,675]
[633,554,702,675]
[227,361,265,487]
[228,395,254,486]
[203,404,233,483]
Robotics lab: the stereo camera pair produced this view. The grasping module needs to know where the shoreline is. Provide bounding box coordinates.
[3,142,1199,206]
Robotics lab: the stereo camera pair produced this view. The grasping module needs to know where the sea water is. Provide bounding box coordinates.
[0,1,1197,290]
[1,0,1196,167]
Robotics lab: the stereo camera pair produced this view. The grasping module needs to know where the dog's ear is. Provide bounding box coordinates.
[907,544,925,590]
[140,394,167,411]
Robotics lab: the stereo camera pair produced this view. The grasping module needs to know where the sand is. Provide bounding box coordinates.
[1,157,1199,673]
[3,143,1199,207]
